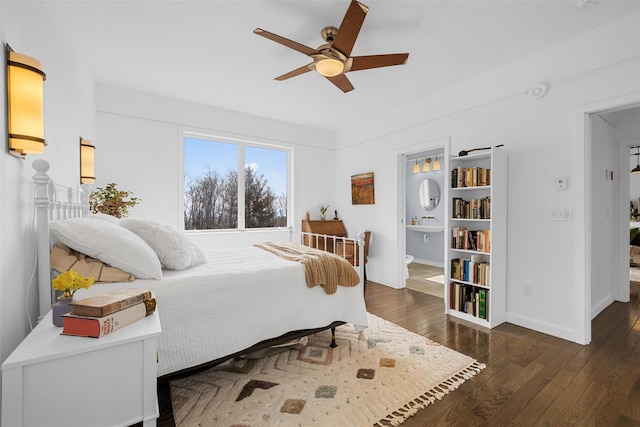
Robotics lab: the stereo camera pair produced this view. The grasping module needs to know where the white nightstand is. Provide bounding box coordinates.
[2,309,162,427]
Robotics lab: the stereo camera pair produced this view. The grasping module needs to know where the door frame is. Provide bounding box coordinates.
[395,137,450,289]
[577,92,640,345]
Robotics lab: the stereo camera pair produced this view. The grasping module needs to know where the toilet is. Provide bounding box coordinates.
[404,255,414,280]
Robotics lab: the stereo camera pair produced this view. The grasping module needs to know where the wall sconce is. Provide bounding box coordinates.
[422,157,431,172]
[433,155,441,171]
[80,138,95,184]
[632,146,640,174]
[6,44,46,158]
[413,159,419,174]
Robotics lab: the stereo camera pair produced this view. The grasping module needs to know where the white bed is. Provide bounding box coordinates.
[32,160,368,378]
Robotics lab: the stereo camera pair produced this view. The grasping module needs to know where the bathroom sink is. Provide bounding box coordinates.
[407,225,444,233]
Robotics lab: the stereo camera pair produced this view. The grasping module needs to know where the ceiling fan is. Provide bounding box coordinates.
[253,0,409,93]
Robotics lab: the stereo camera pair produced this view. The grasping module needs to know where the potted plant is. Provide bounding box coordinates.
[320,205,330,220]
[89,183,140,218]
[51,269,95,326]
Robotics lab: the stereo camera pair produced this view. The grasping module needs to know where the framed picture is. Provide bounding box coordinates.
[351,172,375,205]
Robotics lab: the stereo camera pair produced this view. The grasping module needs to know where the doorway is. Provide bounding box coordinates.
[396,137,450,292]
[584,98,640,344]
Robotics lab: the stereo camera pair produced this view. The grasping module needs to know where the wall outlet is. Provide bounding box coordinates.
[523,283,532,297]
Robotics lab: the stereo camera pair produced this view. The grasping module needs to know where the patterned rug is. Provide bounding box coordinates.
[169,313,484,426]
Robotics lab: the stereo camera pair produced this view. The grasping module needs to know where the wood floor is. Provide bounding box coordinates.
[152,280,640,427]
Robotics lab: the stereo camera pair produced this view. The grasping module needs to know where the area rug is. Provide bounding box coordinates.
[169,313,485,426]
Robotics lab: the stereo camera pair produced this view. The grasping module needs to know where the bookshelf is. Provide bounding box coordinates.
[445,147,507,328]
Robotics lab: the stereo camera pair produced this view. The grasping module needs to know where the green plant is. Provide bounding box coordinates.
[89,183,140,218]
[320,205,330,215]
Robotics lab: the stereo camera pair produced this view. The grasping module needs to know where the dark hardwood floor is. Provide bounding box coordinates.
[152,281,640,426]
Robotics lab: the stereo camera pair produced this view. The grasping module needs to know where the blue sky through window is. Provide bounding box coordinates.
[184,137,287,195]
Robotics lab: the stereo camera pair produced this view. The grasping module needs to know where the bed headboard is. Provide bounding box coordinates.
[33,160,88,319]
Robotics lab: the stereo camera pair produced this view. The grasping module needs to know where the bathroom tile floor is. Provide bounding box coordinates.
[405,262,444,298]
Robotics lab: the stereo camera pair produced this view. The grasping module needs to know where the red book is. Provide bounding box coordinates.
[62,299,156,338]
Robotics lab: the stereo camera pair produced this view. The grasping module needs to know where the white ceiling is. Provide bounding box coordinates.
[46,0,640,133]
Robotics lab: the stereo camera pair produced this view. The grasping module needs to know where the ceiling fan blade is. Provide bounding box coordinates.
[326,74,355,93]
[275,63,314,81]
[254,28,319,57]
[349,53,409,72]
[331,0,368,58]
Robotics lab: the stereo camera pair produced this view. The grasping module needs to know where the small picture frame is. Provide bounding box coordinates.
[351,172,375,205]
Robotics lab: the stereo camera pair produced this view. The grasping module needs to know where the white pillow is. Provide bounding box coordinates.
[86,213,120,224]
[49,218,162,279]
[120,218,207,270]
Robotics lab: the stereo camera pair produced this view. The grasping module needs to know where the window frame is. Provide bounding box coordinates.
[181,130,294,232]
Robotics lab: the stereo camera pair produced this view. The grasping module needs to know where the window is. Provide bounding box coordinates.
[183,136,290,230]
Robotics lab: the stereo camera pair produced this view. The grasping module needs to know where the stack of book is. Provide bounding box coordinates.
[449,283,489,320]
[451,227,491,253]
[451,196,491,219]
[62,288,156,338]
[450,255,490,286]
[451,166,491,188]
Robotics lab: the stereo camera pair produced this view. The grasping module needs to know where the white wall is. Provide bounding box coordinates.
[95,84,336,250]
[0,0,96,411]
[334,13,640,343]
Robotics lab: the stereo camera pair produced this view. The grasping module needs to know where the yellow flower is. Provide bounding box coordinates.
[52,270,94,298]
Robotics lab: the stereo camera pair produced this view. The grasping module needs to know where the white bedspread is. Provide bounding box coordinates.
[73,246,369,376]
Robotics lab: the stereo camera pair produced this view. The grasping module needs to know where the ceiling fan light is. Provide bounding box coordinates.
[316,58,344,77]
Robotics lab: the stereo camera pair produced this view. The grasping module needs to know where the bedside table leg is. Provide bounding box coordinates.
[142,338,159,426]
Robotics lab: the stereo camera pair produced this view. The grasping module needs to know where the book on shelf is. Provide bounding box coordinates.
[449,282,489,320]
[478,289,488,319]
[450,166,491,188]
[62,298,156,338]
[69,288,153,317]
[451,196,491,219]
[470,254,486,284]
[451,227,490,253]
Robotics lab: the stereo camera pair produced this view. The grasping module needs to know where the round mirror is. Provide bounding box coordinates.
[418,179,440,210]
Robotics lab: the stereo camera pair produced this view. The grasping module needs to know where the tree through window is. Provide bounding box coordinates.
[184,136,289,230]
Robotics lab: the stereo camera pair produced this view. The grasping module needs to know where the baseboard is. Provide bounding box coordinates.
[505,312,584,344]
[412,258,444,268]
[591,294,615,320]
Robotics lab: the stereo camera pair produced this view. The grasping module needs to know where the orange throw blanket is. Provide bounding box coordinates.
[253,241,361,295]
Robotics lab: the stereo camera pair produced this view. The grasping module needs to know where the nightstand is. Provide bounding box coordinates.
[2,309,162,427]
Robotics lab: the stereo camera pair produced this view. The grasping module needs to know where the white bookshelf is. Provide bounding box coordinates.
[445,147,507,328]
